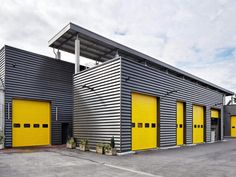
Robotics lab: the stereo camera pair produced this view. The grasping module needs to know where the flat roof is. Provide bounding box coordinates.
[48,22,234,96]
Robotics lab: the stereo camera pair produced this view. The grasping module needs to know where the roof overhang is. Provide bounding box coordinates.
[48,23,121,62]
[48,22,234,96]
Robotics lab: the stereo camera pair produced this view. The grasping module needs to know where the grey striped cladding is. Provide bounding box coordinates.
[73,58,121,150]
[0,47,5,88]
[73,57,224,152]
[4,46,74,147]
[121,58,223,152]
[224,105,236,136]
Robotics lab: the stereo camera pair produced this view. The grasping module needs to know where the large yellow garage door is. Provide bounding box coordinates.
[231,116,236,137]
[12,99,50,147]
[132,93,157,150]
[193,105,204,144]
[176,102,184,146]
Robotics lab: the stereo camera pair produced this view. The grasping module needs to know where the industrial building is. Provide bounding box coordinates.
[0,45,85,147]
[49,23,234,152]
[0,22,234,152]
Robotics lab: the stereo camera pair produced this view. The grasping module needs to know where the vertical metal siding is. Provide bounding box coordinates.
[73,58,121,151]
[4,46,74,147]
[121,58,223,151]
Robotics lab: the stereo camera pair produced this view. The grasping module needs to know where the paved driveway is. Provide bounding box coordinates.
[0,139,236,177]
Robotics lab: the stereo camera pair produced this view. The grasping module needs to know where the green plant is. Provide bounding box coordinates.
[104,144,112,151]
[67,137,75,144]
[96,143,104,148]
[80,138,88,145]
[110,136,115,148]
[96,143,104,154]
[66,137,76,149]
[0,130,4,144]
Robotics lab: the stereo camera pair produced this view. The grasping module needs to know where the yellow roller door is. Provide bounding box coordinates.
[231,116,236,137]
[132,93,157,150]
[176,102,184,146]
[193,105,204,144]
[12,99,50,147]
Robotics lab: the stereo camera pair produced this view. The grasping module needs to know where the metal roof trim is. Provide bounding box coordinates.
[48,23,72,47]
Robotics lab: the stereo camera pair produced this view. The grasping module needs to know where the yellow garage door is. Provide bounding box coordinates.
[132,93,157,150]
[193,105,204,144]
[12,99,50,147]
[231,116,236,137]
[177,102,184,146]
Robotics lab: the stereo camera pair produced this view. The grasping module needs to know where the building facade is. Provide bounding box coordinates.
[0,46,77,147]
[73,57,229,152]
[224,105,236,138]
[47,23,233,152]
[0,22,234,151]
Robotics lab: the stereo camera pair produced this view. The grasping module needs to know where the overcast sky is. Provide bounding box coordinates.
[0,0,235,93]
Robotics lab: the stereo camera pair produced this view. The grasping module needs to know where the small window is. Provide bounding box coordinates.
[42,124,48,128]
[34,124,40,128]
[232,126,235,129]
[13,123,20,128]
[24,124,30,128]
[194,125,197,128]
[201,125,203,128]
[132,123,135,128]
[145,123,149,128]
[179,124,183,128]
[198,125,200,128]
[138,123,142,128]
[151,123,156,128]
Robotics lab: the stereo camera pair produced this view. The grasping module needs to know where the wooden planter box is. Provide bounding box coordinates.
[96,146,104,154]
[79,144,89,151]
[66,142,76,149]
[105,148,117,156]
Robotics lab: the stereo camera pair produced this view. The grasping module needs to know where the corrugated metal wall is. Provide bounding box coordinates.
[121,58,223,151]
[73,58,121,151]
[4,46,75,147]
[224,105,236,136]
[0,47,5,133]
[0,47,5,86]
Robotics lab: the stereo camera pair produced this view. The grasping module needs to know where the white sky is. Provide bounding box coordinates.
[0,0,235,95]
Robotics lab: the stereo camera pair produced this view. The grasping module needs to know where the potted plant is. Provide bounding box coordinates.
[79,138,89,151]
[104,136,117,156]
[0,130,4,150]
[96,143,104,154]
[66,137,76,149]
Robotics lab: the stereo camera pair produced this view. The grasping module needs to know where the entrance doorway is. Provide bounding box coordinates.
[61,123,69,144]
[131,92,159,150]
[192,105,205,144]
[211,109,221,141]
[231,116,236,137]
[176,102,185,145]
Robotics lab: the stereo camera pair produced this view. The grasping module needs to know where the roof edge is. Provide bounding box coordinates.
[48,23,72,47]
[4,45,75,65]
